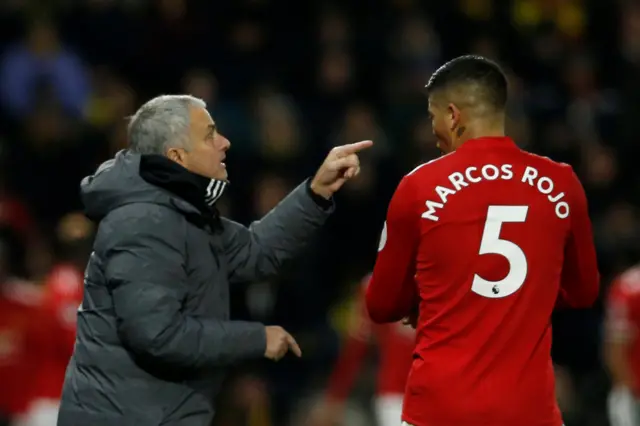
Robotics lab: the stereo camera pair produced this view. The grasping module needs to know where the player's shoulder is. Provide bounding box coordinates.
[518,150,575,176]
[514,150,583,195]
[400,152,460,192]
[405,152,457,179]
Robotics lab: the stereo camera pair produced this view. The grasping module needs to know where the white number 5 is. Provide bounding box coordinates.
[471,205,529,299]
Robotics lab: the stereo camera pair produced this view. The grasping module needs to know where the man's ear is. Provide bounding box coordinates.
[166,147,186,166]
[448,103,461,131]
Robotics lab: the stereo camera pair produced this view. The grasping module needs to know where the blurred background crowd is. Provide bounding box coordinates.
[0,0,635,425]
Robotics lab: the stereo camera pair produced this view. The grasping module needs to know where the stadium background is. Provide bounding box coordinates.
[0,0,634,425]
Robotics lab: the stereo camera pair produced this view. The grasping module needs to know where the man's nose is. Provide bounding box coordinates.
[218,134,231,151]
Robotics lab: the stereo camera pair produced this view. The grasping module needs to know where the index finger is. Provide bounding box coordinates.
[286,334,302,357]
[336,140,373,154]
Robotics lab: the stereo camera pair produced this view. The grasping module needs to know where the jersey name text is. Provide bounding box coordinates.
[421,165,569,222]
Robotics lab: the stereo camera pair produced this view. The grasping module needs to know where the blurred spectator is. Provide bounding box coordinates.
[621,2,640,65]
[460,0,493,23]
[390,15,440,89]
[137,0,206,91]
[334,102,389,157]
[604,266,640,426]
[8,99,94,224]
[253,172,293,218]
[213,373,272,426]
[562,54,617,144]
[307,274,414,426]
[504,68,533,149]
[469,35,500,61]
[511,0,587,40]
[595,202,639,277]
[182,69,218,105]
[318,49,354,98]
[242,172,294,324]
[0,226,40,426]
[22,213,93,426]
[85,68,136,130]
[317,9,351,50]
[254,92,304,164]
[181,69,254,155]
[0,172,34,240]
[0,18,89,118]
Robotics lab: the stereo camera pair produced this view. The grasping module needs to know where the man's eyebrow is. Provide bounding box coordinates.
[207,123,216,134]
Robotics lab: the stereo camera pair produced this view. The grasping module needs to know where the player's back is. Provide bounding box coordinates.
[405,137,578,426]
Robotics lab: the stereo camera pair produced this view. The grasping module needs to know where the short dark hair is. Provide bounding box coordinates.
[425,55,508,110]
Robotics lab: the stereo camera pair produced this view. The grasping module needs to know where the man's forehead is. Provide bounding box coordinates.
[190,105,214,125]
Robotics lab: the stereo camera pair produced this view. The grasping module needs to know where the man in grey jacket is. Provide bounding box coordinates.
[56,95,372,426]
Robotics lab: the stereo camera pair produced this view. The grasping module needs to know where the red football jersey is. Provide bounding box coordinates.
[366,137,599,426]
[375,317,415,396]
[326,275,414,401]
[0,279,42,416]
[29,264,84,400]
[606,266,640,396]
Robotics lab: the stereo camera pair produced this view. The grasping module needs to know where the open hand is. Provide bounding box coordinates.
[310,140,374,199]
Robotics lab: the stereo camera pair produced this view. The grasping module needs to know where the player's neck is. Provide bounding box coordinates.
[465,128,505,141]
[454,118,505,148]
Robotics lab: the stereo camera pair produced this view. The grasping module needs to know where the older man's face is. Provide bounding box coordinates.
[183,106,230,180]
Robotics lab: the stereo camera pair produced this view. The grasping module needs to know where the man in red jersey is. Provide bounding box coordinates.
[21,213,92,426]
[309,274,414,426]
[365,55,599,426]
[605,266,640,426]
[0,227,41,426]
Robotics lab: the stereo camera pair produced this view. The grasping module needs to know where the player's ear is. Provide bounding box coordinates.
[447,103,461,131]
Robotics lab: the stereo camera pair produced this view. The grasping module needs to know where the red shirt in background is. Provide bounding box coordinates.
[29,263,84,401]
[606,266,640,397]
[0,195,34,238]
[326,275,414,402]
[0,279,42,417]
[366,137,599,426]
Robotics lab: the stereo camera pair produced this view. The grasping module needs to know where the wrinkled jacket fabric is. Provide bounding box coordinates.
[57,151,333,426]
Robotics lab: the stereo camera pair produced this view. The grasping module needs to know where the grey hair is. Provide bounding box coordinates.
[127,94,207,155]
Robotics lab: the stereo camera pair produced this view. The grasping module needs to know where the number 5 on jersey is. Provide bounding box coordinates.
[472,205,529,299]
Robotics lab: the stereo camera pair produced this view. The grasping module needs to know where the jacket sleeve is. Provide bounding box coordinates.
[222,179,334,284]
[104,205,266,369]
